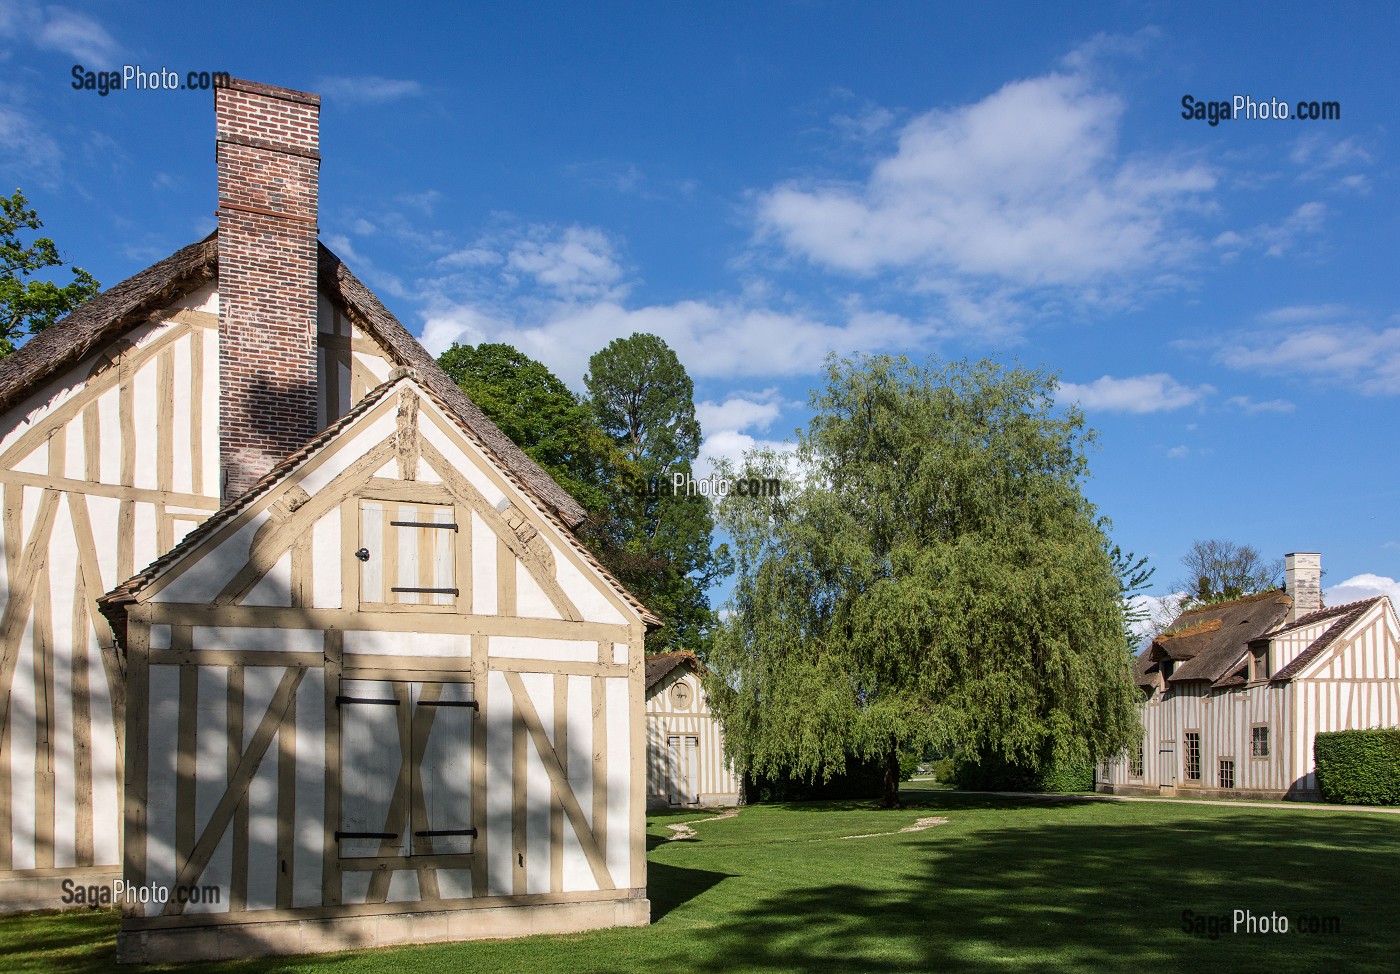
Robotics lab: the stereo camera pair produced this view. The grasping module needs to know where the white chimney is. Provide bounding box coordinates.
[1285,552,1321,623]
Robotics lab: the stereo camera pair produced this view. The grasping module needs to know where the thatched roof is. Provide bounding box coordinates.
[1133,590,1389,690]
[0,235,587,530]
[645,649,701,690]
[0,236,217,415]
[1134,590,1291,689]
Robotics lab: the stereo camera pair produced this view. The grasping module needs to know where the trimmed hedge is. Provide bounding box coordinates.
[953,752,1094,794]
[1314,728,1400,806]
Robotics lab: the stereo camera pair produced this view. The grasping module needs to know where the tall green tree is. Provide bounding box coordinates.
[437,342,616,513]
[0,190,100,358]
[585,333,726,653]
[708,355,1140,808]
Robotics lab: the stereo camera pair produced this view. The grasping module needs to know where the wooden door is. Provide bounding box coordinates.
[667,735,700,806]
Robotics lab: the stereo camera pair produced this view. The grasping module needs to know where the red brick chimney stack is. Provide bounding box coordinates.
[216,78,321,501]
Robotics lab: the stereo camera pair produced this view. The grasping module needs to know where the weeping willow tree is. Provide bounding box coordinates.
[707,355,1140,808]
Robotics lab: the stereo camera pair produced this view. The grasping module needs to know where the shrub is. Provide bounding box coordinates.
[1314,729,1400,806]
[744,748,922,803]
[953,751,1094,793]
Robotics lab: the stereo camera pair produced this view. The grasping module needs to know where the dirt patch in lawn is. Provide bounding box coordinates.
[836,816,949,840]
[665,807,741,841]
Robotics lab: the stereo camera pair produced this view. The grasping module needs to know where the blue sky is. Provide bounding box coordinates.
[3,1,1398,611]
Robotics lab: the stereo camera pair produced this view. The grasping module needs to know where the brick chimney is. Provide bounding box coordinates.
[216,78,321,501]
[1285,552,1321,622]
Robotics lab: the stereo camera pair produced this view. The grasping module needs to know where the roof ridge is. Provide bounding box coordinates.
[1177,588,1287,615]
[1271,596,1382,636]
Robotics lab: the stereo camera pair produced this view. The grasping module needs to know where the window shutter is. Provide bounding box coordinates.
[338,679,406,857]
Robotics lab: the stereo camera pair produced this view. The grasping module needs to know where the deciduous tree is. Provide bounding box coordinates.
[708,355,1140,808]
[1175,539,1282,608]
[437,342,615,512]
[585,333,726,652]
[0,189,99,357]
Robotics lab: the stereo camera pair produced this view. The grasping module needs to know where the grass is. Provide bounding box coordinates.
[4,786,1399,973]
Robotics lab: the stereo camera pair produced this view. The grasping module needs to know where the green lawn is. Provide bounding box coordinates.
[4,787,1398,973]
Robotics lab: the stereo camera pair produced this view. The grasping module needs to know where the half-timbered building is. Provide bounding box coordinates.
[1098,553,1400,800]
[0,77,657,957]
[644,651,740,809]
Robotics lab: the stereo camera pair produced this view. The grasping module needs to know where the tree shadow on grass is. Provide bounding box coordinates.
[660,812,1400,974]
[0,909,120,973]
[647,860,734,922]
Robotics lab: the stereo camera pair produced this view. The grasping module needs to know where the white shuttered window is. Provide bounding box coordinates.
[337,679,476,859]
[359,501,457,608]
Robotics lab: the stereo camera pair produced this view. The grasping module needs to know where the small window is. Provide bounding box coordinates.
[1128,737,1144,779]
[1219,758,1235,789]
[360,501,458,608]
[1251,725,1270,758]
[1251,646,1270,681]
[1184,731,1201,782]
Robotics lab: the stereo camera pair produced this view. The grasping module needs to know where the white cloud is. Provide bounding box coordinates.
[1127,592,1185,648]
[1288,134,1366,172]
[1225,395,1295,414]
[1166,445,1189,459]
[697,390,784,437]
[315,75,423,104]
[696,429,796,482]
[1058,373,1212,413]
[1,2,118,63]
[1325,574,1400,607]
[1259,304,1350,324]
[0,100,60,178]
[757,69,1215,295]
[420,296,920,387]
[1214,307,1400,395]
[324,233,408,299]
[1214,202,1327,259]
[505,226,627,300]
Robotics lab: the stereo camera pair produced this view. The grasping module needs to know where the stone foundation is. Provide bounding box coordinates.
[117,894,650,964]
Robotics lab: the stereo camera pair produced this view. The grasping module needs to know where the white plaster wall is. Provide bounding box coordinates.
[190,665,230,915]
[515,562,561,620]
[485,669,514,897]
[489,637,596,664]
[293,668,326,909]
[343,630,466,658]
[192,627,323,654]
[604,676,630,886]
[471,512,497,615]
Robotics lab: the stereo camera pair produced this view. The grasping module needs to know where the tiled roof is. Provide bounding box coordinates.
[1271,598,1381,682]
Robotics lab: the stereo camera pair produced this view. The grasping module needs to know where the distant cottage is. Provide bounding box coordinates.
[644,651,740,809]
[0,78,657,961]
[1099,553,1400,799]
